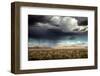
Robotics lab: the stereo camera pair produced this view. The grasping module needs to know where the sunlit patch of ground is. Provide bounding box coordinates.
[28,46,88,60]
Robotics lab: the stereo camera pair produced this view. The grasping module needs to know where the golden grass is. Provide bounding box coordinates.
[28,47,88,60]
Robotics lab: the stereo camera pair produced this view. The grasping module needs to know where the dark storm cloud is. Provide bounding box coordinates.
[28,15,88,26]
[28,23,65,39]
[28,15,48,25]
[28,15,88,39]
[74,17,88,25]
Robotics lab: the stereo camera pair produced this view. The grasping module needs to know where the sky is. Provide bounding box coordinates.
[28,15,88,47]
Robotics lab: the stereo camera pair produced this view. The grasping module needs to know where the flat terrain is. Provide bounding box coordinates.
[28,46,88,60]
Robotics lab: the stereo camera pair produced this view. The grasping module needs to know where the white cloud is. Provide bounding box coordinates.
[49,16,80,32]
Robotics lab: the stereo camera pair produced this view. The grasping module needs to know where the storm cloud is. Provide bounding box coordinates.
[28,15,88,39]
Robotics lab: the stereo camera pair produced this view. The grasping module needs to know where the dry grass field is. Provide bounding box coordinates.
[28,46,88,60]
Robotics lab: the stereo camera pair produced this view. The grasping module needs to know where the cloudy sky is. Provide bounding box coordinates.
[28,15,88,39]
[28,15,88,47]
